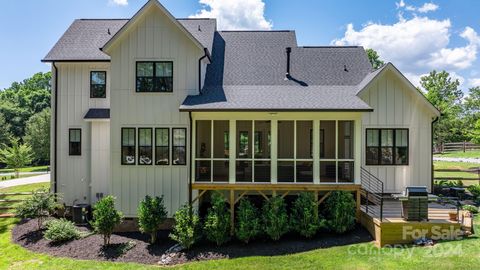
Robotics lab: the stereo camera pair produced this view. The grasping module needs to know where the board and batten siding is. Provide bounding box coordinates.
[359,69,435,193]
[52,62,111,205]
[108,7,203,217]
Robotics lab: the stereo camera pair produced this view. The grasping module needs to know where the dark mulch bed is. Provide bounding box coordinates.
[12,219,372,265]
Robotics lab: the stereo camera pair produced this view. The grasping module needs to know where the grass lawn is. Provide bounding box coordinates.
[435,151,480,159]
[0,182,479,269]
[0,165,49,174]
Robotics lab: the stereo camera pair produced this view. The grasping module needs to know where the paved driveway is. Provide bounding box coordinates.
[0,173,50,189]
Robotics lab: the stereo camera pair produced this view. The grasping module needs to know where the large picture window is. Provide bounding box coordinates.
[121,128,136,165]
[155,128,169,165]
[136,62,173,92]
[172,128,186,165]
[138,128,153,165]
[366,129,408,165]
[69,129,81,156]
[90,71,106,98]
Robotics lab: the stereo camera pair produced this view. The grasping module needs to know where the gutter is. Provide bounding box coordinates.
[198,48,210,95]
[431,116,439,193]
[52,62,58,196]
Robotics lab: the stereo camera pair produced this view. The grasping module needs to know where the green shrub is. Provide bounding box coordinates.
[468,185,480,202]
[15,188,58,230]
[138,195,168,244]
[169,204,200,249]
[204,192,231,246]
[235,198,261,244]
[462,204,479,214]
[262,196,289,241]
[44,218,80,242]
[324,191,356,234]
[91,196,123,246]
[291,192,325,238]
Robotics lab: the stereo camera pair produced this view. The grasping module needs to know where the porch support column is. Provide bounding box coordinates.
[313,120,320,184]
[271,119,278,184]
[230,190,235,235]
[229,120,236,184]
[354,117,362,184]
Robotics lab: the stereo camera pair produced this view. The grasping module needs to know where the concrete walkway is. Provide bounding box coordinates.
[433,157,480,164]
[0,171,48,177]
[0,173,50,189]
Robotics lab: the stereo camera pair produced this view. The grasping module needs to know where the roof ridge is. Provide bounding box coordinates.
[78,18,129,21]
[176,18,216,20]
[299,46,362,48]
[220,30,294,33]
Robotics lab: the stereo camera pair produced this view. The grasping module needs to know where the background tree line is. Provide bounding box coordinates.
[0,72,51,169]
[366,48,480,147]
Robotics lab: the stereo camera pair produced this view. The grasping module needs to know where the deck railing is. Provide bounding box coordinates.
[360,168,384,221]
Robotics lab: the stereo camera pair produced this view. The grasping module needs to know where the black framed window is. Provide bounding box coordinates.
[136,61,173,92]
[90,71,106,98]
[121,128,136,165]
[366,129,408,165]
[172,128,186,165]
[69,129,81,156]
[138,128,153,165]
[155,128,169,165]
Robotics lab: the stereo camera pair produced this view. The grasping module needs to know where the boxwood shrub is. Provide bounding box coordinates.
[291,192,325,238]
[324,191,356,234]
[235,198,261,243]
[204,192,231,246]
[170,204,201,249]
[262,196,289,241]
[44,218,81,242]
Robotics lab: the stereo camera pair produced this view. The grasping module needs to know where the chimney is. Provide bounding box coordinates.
[285,47,292,78]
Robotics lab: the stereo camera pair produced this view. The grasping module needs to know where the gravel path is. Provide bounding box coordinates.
[0,174,50,189]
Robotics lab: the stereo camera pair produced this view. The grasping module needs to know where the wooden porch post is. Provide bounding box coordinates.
[230,190,235,235]
[356,190,361,219]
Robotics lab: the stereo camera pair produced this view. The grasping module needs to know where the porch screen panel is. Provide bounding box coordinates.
[338,121,354,159]
[277,121,294,182]
[296,121,313,182]
[254,121,271,182]
[320,121,336,159]
[196,121,211,158]
[213,121,230,182]
[237,121,252,158]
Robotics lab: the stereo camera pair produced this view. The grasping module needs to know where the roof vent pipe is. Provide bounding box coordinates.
[285,47,292,79]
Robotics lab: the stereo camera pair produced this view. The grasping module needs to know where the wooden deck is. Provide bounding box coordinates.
[359,199,463,246]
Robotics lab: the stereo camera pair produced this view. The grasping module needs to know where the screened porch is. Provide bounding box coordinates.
[191,112,362,185]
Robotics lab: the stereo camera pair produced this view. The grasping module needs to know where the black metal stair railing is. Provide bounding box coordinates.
[360,168,384,221]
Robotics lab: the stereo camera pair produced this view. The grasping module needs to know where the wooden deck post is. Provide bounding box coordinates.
[230,190,235,235]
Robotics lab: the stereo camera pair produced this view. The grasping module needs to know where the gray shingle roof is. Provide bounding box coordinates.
[180,85,372,111]
[84,108,110,119]
[42,18,216,62]
[43,19,128,62]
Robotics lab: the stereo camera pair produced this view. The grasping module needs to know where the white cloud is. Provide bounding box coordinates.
[399,1,439,13]
[417,3,439,13]
[190,0,272,30]
[109,0,128,6]
[333,16,480,89]
[468,78,480,87]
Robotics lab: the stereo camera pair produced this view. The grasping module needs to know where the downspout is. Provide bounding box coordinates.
[188,111,193,206]
[52,62,58,196]
[431,116,439,194]
[198,48,209,95]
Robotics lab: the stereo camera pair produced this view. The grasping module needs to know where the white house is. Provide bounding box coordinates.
[42,0,440,217]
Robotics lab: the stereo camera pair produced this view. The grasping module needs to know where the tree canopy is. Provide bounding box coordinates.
[365,48,385,70]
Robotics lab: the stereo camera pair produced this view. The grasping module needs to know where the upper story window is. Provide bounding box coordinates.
[366,129,408,165]
[90,71,106,98]
[136,62,173,92]
[69,129,81,156]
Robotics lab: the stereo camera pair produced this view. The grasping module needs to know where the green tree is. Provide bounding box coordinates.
[463,87,480,143]
[420,70,464,145]
[366,48,384,70]
[0,72,51,138]
[137,195,168,244]
[91,196,123,246]
[23,108,51,164]
[0,112,12,147]
[0,138,33,178]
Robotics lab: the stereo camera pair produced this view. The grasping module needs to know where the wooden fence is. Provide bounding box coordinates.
[437,141,480,153]
[434,167,480,187]
[0,191,43,218]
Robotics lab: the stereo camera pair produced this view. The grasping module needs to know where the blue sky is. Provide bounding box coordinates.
[1,0,479,92]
